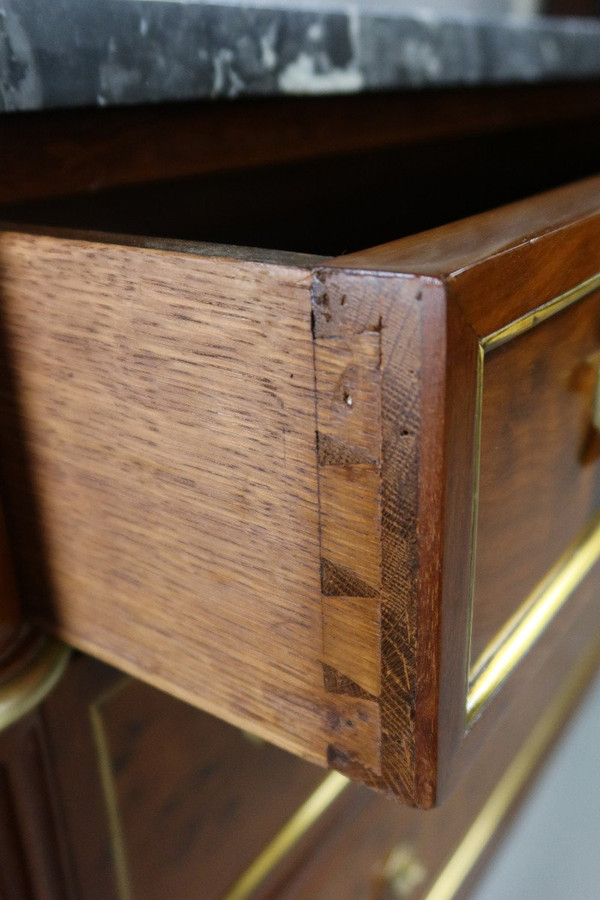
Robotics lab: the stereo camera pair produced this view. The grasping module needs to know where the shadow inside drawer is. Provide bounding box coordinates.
[2,115,600,257]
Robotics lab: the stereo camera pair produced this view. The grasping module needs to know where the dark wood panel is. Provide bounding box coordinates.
[318,175,600,803]
[5,116,600,260]
[100,678,326,900]
[7,617,597,900]
[43,654,327,900]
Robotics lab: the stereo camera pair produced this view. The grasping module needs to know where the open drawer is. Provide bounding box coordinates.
[1,135,600,807]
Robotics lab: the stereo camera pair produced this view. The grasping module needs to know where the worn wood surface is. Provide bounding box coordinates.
[312,268,446,805]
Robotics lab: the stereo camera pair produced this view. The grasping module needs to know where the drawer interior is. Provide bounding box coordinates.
[2,115,600,255]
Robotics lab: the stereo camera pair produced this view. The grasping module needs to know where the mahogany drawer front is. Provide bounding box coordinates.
[470,279,600,718]
[1,176,600,807]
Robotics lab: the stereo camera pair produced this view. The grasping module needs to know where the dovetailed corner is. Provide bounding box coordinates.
[314,292,384,771]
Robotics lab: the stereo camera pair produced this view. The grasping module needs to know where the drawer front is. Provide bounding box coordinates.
[2,176,600,806]
[268,631,600,900]
[471,276,600,718]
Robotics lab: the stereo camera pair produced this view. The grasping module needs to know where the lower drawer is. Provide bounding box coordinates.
[1,133,600,806]
[5,637,597,900]
[263,627,600,900]
[38,655,328,900]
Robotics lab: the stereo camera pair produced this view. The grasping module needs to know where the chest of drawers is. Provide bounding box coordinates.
[1,82,600,897]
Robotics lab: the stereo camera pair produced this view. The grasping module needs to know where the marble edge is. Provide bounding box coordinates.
[2,1,600,112]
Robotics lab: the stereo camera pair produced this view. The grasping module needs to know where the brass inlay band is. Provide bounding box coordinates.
[0,634,70,733]
[481,272,600,353]
[89,677,132,900]
[223,770,348,900]
[466,272,600,726]
[464,342,486,705]
[427,635,600,900]
[468,510,600,723]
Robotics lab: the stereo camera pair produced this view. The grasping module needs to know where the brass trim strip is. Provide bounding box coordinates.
[481,271,600,352]
[466,272,600,726]
[464,341,486,706]
[468,509,600,722]
[426,635,600,900]
[0,635,70,732]
[223,771,349,900]
[89,677,132,900]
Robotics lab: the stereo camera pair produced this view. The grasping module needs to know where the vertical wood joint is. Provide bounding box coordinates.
[312,271,383,775]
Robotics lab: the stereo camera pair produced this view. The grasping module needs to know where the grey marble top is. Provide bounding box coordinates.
[2,0,600,112]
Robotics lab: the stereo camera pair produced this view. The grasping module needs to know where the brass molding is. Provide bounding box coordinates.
[223,771,349,900]
[466,272,600,726]
[468,509,600,722]
[427,635,600,900]
[89,677,132,900]
[481,272,600,353]
[0,632,70,733]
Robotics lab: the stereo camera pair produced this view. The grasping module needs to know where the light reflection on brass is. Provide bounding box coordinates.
[468,509,600,723]
[380,844,427,898]
[223,771,348,900]
[482,272,600,353]
[225,638,600,900]
[0,634,70,733]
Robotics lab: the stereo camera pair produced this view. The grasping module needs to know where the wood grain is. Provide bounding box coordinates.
[15,603,597,900]
[272,609,600,900]
[312,268,446,804]
[42,656,328,900]
[0,229,334,765]
[472,286,600,666]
